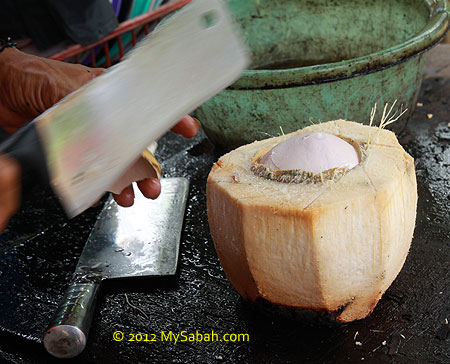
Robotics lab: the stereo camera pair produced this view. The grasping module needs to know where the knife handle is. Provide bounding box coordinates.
[43,281,100,359]
[0,122,50,190]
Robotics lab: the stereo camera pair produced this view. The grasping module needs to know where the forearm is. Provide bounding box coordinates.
[0,47,104,134]
[0,47,40,132]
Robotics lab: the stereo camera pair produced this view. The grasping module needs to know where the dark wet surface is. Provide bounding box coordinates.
[0,46,450,363]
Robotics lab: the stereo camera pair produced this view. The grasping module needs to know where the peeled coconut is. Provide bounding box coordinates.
[206,120,417,322]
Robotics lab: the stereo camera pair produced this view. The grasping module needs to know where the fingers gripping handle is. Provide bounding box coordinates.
[0,122,49,190]
[43,282,100,359]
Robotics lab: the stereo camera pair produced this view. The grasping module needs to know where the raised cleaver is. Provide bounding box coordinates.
[0,0,249,217]
[43,177,189,358]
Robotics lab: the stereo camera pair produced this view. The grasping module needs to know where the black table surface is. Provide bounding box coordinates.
[1,45,450,364]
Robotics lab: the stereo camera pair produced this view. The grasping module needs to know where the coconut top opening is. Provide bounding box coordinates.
[260,132,359,174]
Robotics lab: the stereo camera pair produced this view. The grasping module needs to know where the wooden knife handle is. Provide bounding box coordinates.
[43,281,100,359]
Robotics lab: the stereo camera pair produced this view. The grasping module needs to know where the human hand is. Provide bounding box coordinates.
[0,155,20,232]
[0,114,198,230]
[0,47,104,134]
[112,115,200,207]
[0,47,200,210]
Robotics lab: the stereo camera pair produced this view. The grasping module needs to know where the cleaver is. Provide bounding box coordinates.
[0,0,249,217]
[43,177,190,358]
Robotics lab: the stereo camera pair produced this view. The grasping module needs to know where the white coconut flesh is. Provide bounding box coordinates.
[206,120,417,322]
[260,132,359,174]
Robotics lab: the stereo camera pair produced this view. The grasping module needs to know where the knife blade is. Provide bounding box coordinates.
[43,177,189,358]
[0,0,249,217]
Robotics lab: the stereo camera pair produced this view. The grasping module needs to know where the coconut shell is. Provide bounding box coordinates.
[206,120,417,322]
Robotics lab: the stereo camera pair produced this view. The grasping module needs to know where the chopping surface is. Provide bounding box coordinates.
[0,45,450,363]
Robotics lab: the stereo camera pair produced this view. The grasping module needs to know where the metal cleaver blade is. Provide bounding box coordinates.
[36,0,249,217]
[43,178,189,359]
[0,0,249,218]
[76,177,189,279]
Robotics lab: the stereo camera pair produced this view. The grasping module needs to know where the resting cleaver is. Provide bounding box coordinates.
[43,178,189,358]
[0,0,249,217]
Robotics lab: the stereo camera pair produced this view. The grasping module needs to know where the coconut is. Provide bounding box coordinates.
[206,119,417,322]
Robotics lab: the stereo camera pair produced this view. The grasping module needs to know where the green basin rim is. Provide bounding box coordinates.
[231,29,449,91]
[230,0,450,90]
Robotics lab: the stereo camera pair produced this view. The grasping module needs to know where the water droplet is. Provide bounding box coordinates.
[114,248,124,252]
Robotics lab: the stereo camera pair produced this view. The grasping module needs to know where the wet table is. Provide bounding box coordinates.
[0,45,450,364]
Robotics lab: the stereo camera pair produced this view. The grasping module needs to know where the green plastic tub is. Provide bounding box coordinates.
[196,0,450,149]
